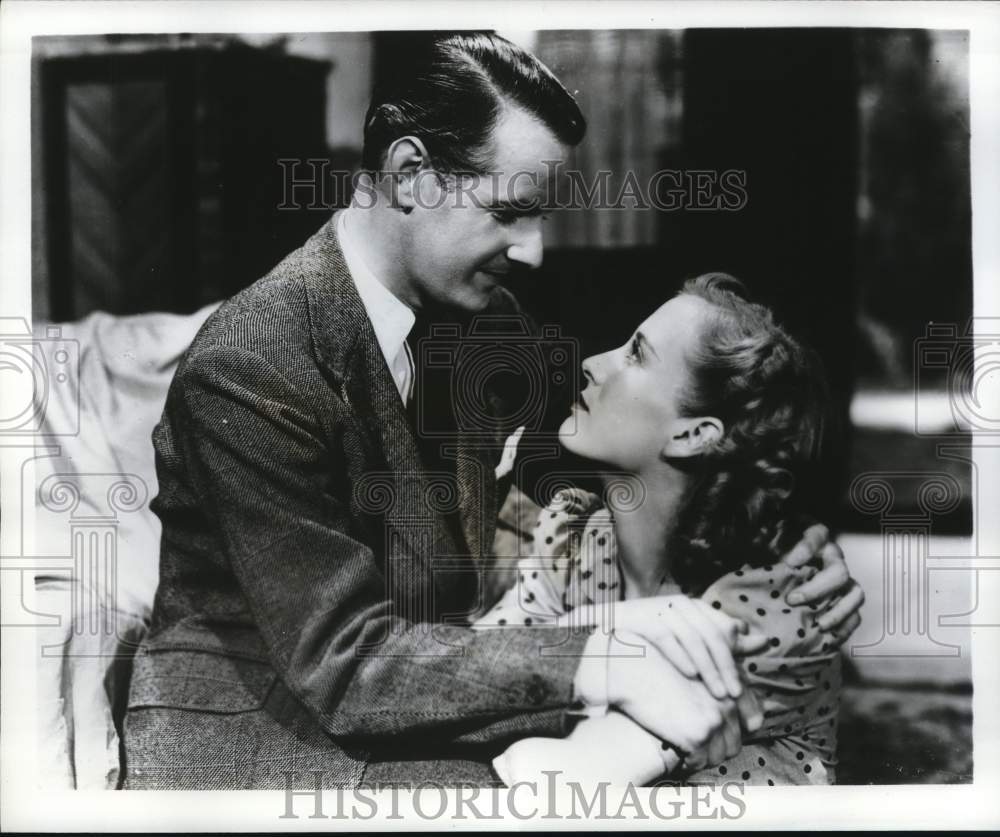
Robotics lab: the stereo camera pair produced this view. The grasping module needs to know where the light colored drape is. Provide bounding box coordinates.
[535,30,683,248]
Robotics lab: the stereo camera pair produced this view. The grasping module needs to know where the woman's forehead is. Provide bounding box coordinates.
[640,295,712,357]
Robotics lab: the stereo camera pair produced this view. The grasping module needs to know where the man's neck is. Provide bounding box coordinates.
[343,200,420,310]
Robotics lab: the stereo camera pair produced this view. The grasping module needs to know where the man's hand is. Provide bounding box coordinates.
[782,522,865,646]
[568,595,769,700]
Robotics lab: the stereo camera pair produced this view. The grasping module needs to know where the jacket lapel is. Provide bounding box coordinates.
[453,430,498,562]
[300,215,482,586]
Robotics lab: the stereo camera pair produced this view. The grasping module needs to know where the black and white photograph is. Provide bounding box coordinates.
[1,0,998,830]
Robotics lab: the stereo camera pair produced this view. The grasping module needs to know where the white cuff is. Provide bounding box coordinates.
[571,629,613,717]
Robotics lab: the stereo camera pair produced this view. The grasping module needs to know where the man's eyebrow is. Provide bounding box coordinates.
[636,331,660,360]
[487,199,544,214]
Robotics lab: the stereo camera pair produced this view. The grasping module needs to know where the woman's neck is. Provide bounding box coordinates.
[602,468,690,599]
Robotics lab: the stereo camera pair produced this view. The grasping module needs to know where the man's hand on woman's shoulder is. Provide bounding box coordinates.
[780,522,865,646]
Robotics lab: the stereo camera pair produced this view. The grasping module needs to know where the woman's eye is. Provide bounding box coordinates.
[626,337,642,364]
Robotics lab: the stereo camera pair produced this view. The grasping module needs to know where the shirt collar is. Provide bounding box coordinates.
[337,209,415,365]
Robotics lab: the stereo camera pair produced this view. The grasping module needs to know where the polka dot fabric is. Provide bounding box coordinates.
[476,489,841,785]
[690,564,841,785]
[477,488,616,628]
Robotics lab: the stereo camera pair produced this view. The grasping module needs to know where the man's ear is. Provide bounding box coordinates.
[383,136,435,213]
[661,416,724,459]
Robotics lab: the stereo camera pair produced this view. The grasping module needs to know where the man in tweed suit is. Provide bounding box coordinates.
[124,33,863,789]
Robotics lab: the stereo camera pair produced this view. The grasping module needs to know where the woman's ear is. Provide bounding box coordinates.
[661,416,724,459]
[383,136,435,213]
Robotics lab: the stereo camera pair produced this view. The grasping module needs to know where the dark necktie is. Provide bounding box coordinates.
[404,316,427,434]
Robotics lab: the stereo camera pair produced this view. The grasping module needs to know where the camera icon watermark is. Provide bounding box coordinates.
[914,319,1000,436]
[414,314,580,441]
[0,317,80,437]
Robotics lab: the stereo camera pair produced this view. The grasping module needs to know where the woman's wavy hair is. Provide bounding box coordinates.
[668,273,830,595]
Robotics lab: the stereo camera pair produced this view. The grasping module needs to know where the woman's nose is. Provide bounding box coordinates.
[581,352,603,384]
[583,345,622,385]
[506,218,544,270]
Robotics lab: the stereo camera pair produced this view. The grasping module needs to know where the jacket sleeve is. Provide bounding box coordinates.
[170,344,591,744]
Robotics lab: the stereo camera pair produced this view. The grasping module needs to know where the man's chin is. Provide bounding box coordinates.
[425,286,493,314]
[463,279,501,310]
[477,269,511,289]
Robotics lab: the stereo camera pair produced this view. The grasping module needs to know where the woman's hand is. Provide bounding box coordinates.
[580,595,769,700]
[781,522,865,645]
[604,632,763,770]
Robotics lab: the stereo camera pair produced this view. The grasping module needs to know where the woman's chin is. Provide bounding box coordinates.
[557,415,589,456]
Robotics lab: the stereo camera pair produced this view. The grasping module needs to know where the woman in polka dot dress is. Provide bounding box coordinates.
[477,273,842,786]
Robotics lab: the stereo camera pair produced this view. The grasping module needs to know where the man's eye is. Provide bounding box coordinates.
[626,337,642,363]
[490,210,519,226]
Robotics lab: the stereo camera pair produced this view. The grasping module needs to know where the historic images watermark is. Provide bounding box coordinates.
[0,317,78,438]
[843,318,1000,657]
[913,319,1000,437]
[6,314,996,660]
[0,316,150,658]
[276,159,749,213]
[279,771,748,822]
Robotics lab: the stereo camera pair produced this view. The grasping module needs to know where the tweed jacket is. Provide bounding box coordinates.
[123,214,589,789]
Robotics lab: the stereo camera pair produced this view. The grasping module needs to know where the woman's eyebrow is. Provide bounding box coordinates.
[636,331,660,360]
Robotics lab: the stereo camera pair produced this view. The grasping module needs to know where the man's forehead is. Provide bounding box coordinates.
[482,103,567,190]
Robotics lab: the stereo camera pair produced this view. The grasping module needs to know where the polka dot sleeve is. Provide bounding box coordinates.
[474,489,601,629]
[682,562,842,785]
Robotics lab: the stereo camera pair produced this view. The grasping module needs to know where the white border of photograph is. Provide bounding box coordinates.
[2,0,998,830]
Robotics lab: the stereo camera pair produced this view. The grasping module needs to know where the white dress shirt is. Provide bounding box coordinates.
[337,209,416,404]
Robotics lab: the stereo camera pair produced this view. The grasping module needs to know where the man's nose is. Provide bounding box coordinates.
[506,219,544,270]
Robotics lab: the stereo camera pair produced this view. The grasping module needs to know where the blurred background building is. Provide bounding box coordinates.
[31,29,975,784]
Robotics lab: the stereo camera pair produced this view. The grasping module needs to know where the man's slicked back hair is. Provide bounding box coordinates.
[362,32,586,175]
